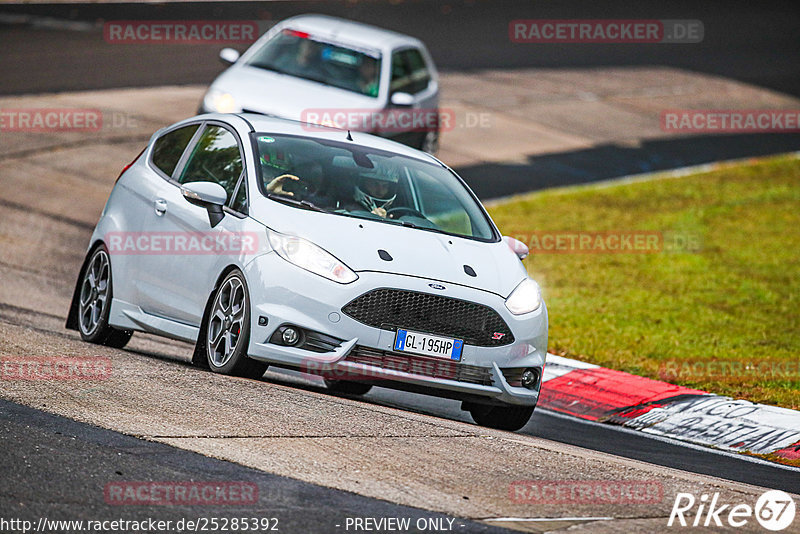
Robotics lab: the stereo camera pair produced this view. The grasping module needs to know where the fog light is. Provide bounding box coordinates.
[520,369,539,389]
[282,327,300,346]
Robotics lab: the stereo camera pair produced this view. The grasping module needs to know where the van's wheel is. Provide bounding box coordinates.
[204,270,268,379]
[465,402,534,431]
[77,245,133,348]
[324,379,373,395]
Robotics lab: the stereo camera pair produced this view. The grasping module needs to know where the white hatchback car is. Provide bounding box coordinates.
[199,15,441,153]
[67,113,547,431]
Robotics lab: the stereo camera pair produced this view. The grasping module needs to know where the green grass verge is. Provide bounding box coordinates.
[488,155,800,409]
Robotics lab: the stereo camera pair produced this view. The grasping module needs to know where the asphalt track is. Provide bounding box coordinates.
[1,0,799,97]
[1,1,800,531]
[0,399,513,534]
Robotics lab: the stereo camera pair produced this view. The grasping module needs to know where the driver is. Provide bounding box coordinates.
[353,162,400,218]
[266,160,332,207]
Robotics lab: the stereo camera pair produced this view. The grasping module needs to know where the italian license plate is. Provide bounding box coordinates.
[393,329,463,361]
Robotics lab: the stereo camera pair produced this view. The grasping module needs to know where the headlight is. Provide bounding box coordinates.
[203,89,241,113]
[505,278,541,315]
[266,228,358,284]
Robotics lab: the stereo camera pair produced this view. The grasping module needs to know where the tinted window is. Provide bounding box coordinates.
[254,133,495,241]
[231,178,248,214]
[390,49,430,95]
[246,30,382,98]
[178,125,243,206]
[151,125,199,177]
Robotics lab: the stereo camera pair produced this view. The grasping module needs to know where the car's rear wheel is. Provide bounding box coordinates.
[465,402,534,431]
[77,245,133,349]
[205,270,268,379]
[324,379,373,396]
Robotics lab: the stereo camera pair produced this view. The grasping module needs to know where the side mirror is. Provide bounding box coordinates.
[390,92,414,107]
[182,182,228,228]
[503,236,529,260]
[219,48,241,65]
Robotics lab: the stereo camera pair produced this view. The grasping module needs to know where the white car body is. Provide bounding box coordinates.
[67,113,547,430]
[200,15,441,152]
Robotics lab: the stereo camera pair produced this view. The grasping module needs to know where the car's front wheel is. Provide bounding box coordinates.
[204,270,269,379]
[465,402,534,431]
[77,245,132,348]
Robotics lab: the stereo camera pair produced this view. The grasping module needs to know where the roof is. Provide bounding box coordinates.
[277,14,424,53]
[235,112,440,164]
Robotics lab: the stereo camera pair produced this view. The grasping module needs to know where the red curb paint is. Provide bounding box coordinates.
[539,367,706,420]
[772,441,800,461]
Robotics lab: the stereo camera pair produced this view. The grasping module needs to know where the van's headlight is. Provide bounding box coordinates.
[203,89,241,113]
[267,229,358,284]
[505,278,541,315]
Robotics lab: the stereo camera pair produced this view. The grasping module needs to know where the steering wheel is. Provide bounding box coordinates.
[387,207,427,220]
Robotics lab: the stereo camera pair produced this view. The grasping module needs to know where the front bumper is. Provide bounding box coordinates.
[244,252,547,406]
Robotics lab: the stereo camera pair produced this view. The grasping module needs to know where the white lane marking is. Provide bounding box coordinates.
[0,13,97,32]
[484,517,614,522]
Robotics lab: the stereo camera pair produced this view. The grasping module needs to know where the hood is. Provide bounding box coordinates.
[250,196,527,298]
[212,65,382,124]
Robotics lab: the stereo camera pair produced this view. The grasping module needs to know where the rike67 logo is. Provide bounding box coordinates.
[669,490,796,531]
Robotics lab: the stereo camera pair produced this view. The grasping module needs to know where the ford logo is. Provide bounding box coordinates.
[428,283,446,290]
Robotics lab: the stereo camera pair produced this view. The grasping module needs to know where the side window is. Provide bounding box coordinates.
[178,125,243,207]
[231,174,248,214]
[390,48,431,95]
[151,124,199,177]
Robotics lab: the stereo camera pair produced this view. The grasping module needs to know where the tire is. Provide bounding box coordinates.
[204,270,268,379]
[324,379,373,396]
[77,245,133,348]
[466,402,534,431]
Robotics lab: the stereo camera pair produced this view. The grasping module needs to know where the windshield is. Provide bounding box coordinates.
[246,29,382,98]
[253,134,496,241]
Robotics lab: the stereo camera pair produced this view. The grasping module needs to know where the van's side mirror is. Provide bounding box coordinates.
[182,182,227,228]
[503,236,529,260]
[219,48,241,65]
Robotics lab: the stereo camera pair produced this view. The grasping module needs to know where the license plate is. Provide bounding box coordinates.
[393,329,463,361]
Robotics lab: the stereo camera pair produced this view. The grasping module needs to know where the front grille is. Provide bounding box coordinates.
[346,346,493,386]
[341,288,514,347]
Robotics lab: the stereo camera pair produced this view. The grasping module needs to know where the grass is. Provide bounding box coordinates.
[488,155,800,409]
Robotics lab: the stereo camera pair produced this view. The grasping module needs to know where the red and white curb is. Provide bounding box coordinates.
[539,354,800,464]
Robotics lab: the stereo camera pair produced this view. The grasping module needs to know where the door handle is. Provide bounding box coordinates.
[154,198,167,216]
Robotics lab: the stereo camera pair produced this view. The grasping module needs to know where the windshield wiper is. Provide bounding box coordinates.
[266,193,329,213]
